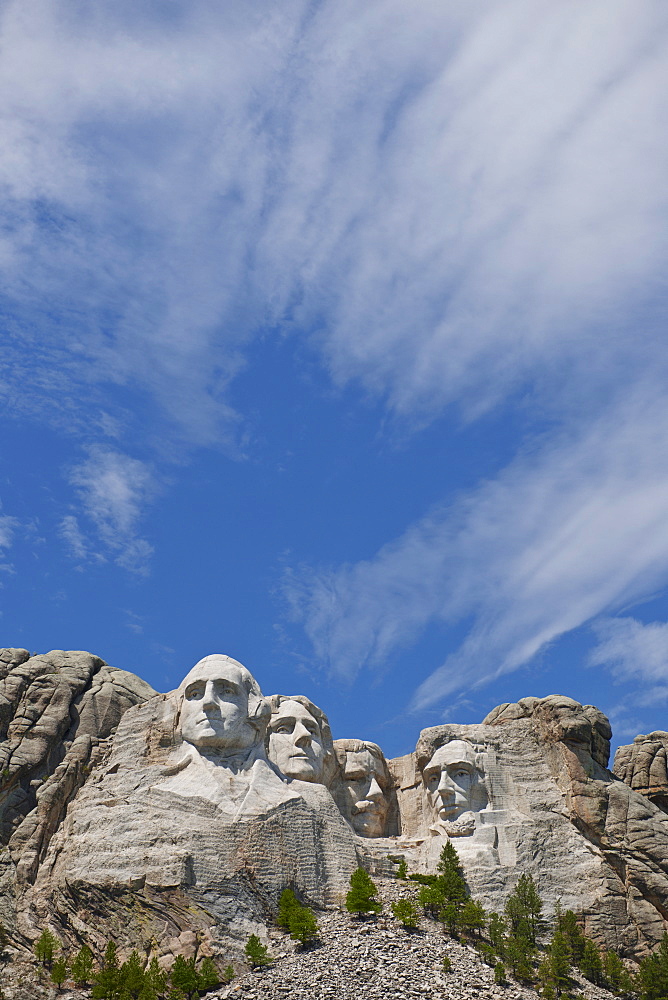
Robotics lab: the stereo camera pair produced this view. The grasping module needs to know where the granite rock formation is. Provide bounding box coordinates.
[614,731,668,814]
[0,650,667,969]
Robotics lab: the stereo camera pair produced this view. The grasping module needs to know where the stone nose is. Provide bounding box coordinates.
[366,777,383,802]
[202,681,218,709]
[293,722,313,747]
[437,770,456,795]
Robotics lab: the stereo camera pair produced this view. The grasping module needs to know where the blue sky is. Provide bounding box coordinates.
[1,0,667,759]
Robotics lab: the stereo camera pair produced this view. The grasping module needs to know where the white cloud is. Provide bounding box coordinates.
[286,388,668,707]
[0,0,664,443]
[67,449,155,574]
[590,617,668,687]
[0,515,18,551]
[58,515,91,563]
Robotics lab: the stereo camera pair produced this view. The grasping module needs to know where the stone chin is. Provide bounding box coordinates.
[351,807,386,838]
[280,757,322,782]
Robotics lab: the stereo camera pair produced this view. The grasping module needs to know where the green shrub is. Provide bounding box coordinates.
[345,868,381,918]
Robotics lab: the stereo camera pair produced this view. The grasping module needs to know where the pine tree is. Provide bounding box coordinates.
[460,899,486,939]
[603,950,631,993]
[489,912,508,957]
[51,956,68,989]
[277,888,299,930]
[505,932,535,982]
[557,909,586,966]
[34,928,58,968]
[441,902,460,938]
[396,859,408,880]
[92,940,121,1000]
[543,929,571,997]
[197,956,220,992]
[436,842,468,906]
[170,956,200,1000]
[505,874,543,945]
[494,962,507,985]
[71,944,95,986]
[145,957,167,996]
[345,868,382,919]
[637,933,668,1000]
[581,938,603,985]
[244,934,271,968]
[417,884,444,919]
[222,964,235,983]
[391,899,420,931]
[289,905,319,947]
[120,950,146,998]
[442,954,452,973]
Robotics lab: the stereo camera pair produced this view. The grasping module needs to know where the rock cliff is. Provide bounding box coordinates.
[614,732,668,814]
[0,650,666,971]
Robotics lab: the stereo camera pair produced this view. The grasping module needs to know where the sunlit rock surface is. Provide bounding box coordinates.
[0,651,667,964]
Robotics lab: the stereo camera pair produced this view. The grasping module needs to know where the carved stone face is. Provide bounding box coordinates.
[179,656,259,751]
[267,700,326,782]
[423,740,478,823]
[340,749,390,838]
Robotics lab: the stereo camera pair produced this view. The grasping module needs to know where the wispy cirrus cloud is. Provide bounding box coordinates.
[64,449,156,574]
[0,0,665,441]
[286,388,668,708]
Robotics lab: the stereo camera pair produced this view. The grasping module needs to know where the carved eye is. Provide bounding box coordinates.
[185,684,204,701]
[272,723,294,734]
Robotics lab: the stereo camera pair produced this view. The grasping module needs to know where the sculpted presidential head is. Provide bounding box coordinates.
[178,654,270,754]
[334,739,392,838]
[266,695,335,784]
[422,739,485,829]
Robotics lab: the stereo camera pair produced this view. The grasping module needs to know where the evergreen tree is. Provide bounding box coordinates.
[505,874,542,945]
[34,928,58,968]
[417,884,444,919]
[581,938,604,985]
[442,955,452,973]
[120,950,146,998]
[391,899,420,931]
[244,934,271,968]
[345,868,382,918]
[277,888,299,930]
[197,956,220,992]
[441,902,460,938]
[222,964,235,983]
[436,842,468,907]
[170,956,200,1000]
[51,956,68,989]
[145,957,167,996]
[604,950,633,994]
[505,933,535,983]
[637,933,668,1000]
[489,913,508,957]
[289,906,319,947]
[92,941,121,1000]
[557,909,586,966]
[494,962,507,986]
[460,899,486,939]
[396,859,408,880]
[541,929,571,997]
[71,944,95,986]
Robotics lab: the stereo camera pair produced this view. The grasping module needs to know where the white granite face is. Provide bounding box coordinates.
[339,745,390,838]
[178,654,269,760]
[421,739,484,835]
[267,699,327,782]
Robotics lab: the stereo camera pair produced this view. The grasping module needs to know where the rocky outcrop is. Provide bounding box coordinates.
[385,695,668,958]
[1,650,667,969]
[17,677,359,964]
[0,648,156,940]
[614,732,668,814]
